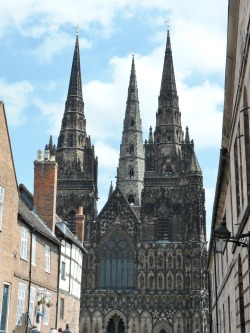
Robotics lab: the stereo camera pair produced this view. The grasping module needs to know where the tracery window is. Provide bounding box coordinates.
[100,231,134,289]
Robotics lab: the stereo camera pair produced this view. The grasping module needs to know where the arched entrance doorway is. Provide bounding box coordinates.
[107,314,125,333]
[159,330,166,333]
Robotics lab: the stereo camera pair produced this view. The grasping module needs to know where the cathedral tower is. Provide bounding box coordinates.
[142,30,206,243]
[79,30,208,333]
[54,33,98,234]
[116,56,144,208]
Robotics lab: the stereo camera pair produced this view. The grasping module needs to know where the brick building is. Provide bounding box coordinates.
[0,101,19,333]
[0,101,86,332]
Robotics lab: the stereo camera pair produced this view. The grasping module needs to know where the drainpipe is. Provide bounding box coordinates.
[56,239,62,329]
[26,225,35,333]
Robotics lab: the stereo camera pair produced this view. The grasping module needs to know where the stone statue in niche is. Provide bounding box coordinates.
[168,275,172,289]
[140,255,144,267]
[140,275,144,288]
[149,276,154,288]
[158,255,163,267]
[158,275,163,289]
[149,255,154,267]
[177,255,181,268]
[168,255,172,267]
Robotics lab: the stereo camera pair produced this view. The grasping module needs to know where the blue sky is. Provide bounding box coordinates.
[0,0,228,241]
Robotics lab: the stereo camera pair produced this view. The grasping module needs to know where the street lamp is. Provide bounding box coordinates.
[214,217,250,254]
[214,218,231,254]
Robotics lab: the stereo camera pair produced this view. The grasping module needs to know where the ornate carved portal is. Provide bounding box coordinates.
[107,314,125,333]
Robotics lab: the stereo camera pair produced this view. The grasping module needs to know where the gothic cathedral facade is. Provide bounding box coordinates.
[51,31,209,333]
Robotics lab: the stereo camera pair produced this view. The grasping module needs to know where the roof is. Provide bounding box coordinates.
[18,197,60,244]
[19,184,87,252]
[56,222,87,253]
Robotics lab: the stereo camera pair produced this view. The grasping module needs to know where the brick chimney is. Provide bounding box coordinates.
[75,206,85,243]
[33,147,58,233]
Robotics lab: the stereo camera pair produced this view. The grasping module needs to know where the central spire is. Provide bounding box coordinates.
[116,55,144,207]
[159,30,177,97]
[67,34,83,99]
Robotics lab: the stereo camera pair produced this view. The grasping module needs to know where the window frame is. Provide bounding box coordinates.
[28,287,36,325]
[31,234,36,265]
[43,292,51,325]
[0,283,11,332]
[59,298,64,320]
[61,261,66,280]
[20,227,28,260]
[16,282,26,325]
[45,245,51,273]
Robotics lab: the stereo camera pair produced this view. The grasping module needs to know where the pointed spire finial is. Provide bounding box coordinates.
[148,126,153,143]
[108,181,114,199]
[185,126,190,144]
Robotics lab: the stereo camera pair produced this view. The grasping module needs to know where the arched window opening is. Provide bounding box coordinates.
[128,195,135,205]
[100,232,134,289]
[129,168,134,178]
[130,118,135,126]
[107,315,125,333]
[129,144,134,154]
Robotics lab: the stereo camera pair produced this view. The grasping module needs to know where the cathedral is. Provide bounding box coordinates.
[47,30,209,333]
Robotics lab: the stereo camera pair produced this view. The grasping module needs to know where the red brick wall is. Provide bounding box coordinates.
[34,159,58,233]
[0,102,19,332]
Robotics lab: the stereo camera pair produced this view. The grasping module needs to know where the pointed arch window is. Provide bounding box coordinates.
[128,195,135,205]
[129,144,134,155]
[129,168,134,178]
[100,231,134,289]
[130,118,135,127]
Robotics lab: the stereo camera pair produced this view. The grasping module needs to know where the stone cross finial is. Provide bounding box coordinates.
[165,17,171,30]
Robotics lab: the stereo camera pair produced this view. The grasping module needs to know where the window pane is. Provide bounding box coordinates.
[45,245,51,273]
[0,284,10,331]
[59,298,64,320]
[61,262,66,280]
[16,283,26,325]
[31,235,36,265]
[21,227,28,260]
[29,287,36,325]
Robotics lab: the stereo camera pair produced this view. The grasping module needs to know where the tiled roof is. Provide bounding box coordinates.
[18,198,60,244]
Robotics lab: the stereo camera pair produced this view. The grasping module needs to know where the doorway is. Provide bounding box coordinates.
[107,314,125,333]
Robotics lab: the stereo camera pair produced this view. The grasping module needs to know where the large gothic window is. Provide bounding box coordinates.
[100,231,134,289]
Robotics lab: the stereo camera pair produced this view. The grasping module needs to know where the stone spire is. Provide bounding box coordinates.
[155,30,183,147]
[55,33,98,235]
[108,181,113,199]
[144,30,184,178]
[116,55,144,207]
[142,30,205,243]
[67,34,83,100]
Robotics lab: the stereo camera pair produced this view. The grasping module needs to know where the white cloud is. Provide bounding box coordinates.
[33,98,63,135]
[179,81,223,149]
[0,79,33,126]
[27,33,92,63]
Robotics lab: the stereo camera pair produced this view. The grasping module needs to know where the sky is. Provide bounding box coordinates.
[0,0,228,241]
